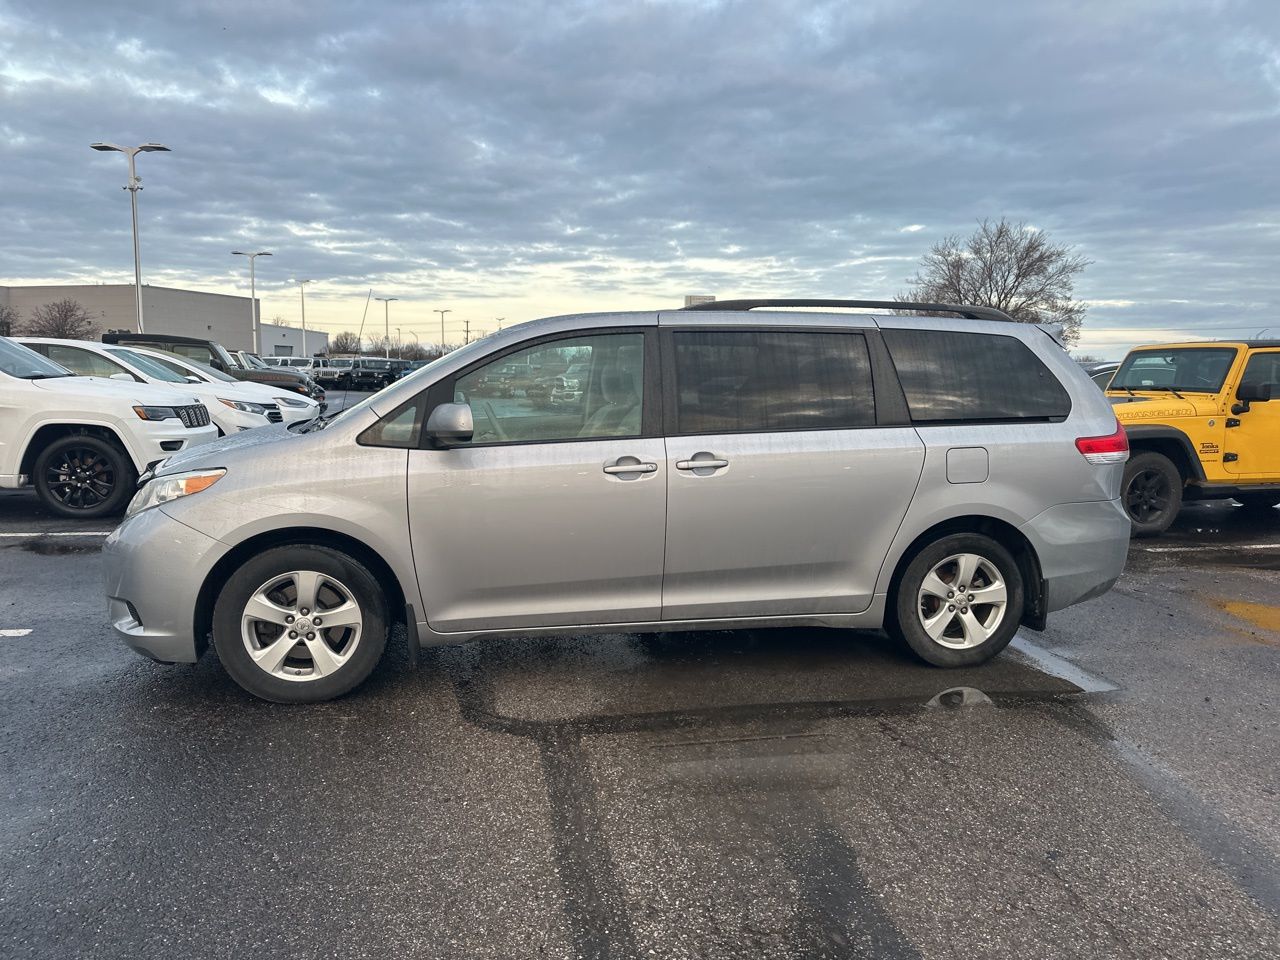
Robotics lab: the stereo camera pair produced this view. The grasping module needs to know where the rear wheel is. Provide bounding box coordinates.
[32,434,136,519]
[1122,451,1183,537]
[212,545,388,703]
[891,533,1024,667]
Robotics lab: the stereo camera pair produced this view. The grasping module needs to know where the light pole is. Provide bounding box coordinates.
[297,280,312,357]
[90,141,170,333]
[496,317,505,332]
[396,326,403,358]
[232,251,272,352]
[375,297,399,358]
[434,308,451,351]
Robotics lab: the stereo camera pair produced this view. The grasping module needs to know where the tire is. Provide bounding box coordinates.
[32,434,136,519]
[890,532,1024,667]
[1234,493,1280,511]
[212,545,389,703]
[1122,451,1183,537]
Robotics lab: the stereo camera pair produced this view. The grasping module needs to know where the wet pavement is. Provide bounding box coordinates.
[1,489,1278,958]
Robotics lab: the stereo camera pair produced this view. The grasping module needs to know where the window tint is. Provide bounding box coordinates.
[1110,347,1237,394]
[672,330,874,434]
[453,333,644,443]
[1240,352,1280,391]
[882,329,1070,423]
[45,345,135,380]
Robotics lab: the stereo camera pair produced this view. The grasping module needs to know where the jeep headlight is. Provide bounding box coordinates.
[127,469,226,518]
[218,398,268,415]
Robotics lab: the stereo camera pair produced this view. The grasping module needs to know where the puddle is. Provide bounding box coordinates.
[6,540,100,555]
[1212,598,1280,638]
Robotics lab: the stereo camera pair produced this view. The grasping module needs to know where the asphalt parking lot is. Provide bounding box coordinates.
[2,400,1278,958]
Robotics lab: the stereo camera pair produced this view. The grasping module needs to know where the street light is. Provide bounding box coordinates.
[375,297,399,358]
[296,280,312,357]
[90,141,170,333]
[231,250,272,352]
[396,326,403,358]
[434,308,451,350]
[496,317,505,332]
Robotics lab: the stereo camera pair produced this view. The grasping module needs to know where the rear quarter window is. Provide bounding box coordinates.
[882,329,1071,423]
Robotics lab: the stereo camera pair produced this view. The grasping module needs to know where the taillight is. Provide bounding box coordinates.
[1075,423,1129,465]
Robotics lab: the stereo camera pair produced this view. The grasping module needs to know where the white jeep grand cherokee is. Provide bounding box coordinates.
[0,337,219,518]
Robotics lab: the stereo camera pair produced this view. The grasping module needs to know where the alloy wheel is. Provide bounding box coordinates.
[46,446,116,510]
[240,570,364,682]
[916,553,1009,650]
[1125,469,1171,524]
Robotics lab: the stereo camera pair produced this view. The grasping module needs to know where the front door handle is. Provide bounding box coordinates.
[676,457,729,470]
[603,459,658,475]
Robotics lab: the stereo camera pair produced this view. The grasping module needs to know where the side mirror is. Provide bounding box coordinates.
[109,372,135,382]
[1232,382,1273,415]
[185,375,202,383]
[424,402,473,446]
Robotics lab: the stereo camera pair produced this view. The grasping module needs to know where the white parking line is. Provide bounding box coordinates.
[1136,542,1280,553]
[1009,634,1118,693]
[0,531,112,537]
[0,629,33,637]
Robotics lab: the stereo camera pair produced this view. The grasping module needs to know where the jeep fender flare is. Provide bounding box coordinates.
[1122,425,1206,482]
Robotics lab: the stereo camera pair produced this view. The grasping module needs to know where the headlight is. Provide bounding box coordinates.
[290,382,310,394]
[126,469,226,518]
[133,405,179,421]
[274,395,311,407]
[218,398,268,415]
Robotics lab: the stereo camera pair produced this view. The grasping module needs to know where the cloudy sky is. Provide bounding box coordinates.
[1,0,1278,353]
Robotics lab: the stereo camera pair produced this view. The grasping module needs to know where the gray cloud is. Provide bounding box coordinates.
[1,0,1278,348]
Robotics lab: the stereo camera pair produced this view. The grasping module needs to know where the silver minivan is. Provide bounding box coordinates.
[103,300,1131,702]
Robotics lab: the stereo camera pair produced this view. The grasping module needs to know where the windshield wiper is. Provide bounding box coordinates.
[1145,385,1186,399]
[23,373,73,379]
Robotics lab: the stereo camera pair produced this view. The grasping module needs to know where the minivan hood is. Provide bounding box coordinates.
[32,375,199,407]
[152,422,296,476]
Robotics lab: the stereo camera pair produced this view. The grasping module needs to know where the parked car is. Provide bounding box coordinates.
[314,358,355,389]
[348,357,395,391]
[131,349,320,427]
[396,360,429,381]
[101,333,326,408]
[1080,361,1119,390]
[1109,339,1280,535]
[104,299,1129,702]
[18,338,281,436]
[0,336,218,518]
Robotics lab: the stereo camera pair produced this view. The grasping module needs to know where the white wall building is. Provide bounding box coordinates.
[0,283,328,356]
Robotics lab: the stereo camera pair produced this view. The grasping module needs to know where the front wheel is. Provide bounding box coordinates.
[212,545,388,703]
[1122,451,1183,537]
[891,533,1024,667]
[33,434,136,519]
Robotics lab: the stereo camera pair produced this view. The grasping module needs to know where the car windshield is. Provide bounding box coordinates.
[108,347,191,384]
[1110,347,1238,393]
[242,353,270,369]
[0,336,74,378]
[148,351,237,383]
[331,359,353,369]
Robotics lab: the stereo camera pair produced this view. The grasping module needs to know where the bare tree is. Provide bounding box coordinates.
[902,218,1090,345]
[0,304,18,337]
[23,299,99,340]
[330,330,362,354]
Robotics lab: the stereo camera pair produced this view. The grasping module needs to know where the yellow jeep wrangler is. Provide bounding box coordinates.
[1108,341,1279,535]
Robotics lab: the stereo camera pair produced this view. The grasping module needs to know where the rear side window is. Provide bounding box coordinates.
[672,330,875,434]
[882,329,1071,423]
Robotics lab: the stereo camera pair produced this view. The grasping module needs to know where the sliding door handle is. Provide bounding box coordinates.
[676,458,729,471]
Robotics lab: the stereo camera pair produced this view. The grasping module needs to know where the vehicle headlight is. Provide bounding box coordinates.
[274,395,311,407]
[218,398,268,415]
[126,469,226,518]
[133,405,179,421]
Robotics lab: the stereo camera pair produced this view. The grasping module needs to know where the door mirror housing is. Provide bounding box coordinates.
[109,372,135,382]
[425,402,474,446]
[1232,381,1273,415]
[185,375,202,383]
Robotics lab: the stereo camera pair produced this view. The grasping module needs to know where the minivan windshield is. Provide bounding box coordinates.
[0,337,73,379]
[1110,347,1238,394]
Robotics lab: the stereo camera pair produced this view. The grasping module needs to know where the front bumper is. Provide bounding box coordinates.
[134,420,219,468]
[103,506,228,663]
[1020,498,1130,613]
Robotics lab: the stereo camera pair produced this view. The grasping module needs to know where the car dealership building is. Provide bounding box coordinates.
[0,283,329,357]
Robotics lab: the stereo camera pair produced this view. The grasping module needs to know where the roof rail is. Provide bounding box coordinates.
[679,298,1015,323]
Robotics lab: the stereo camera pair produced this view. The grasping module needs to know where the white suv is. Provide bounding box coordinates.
[0,337,219,518]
